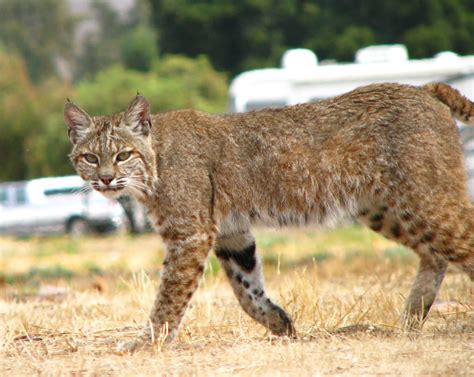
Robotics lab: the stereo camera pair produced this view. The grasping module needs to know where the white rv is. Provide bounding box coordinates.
[229,45,474,200]
[229,44,474,112]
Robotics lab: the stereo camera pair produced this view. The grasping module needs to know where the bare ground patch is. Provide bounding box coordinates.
[1,227,473,375]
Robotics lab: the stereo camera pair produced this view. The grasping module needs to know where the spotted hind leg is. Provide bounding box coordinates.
[403,253,448,328]
[215,230,295,337]
[358,203,450,329]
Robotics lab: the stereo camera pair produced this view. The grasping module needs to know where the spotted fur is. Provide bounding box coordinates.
[64,83,474,352]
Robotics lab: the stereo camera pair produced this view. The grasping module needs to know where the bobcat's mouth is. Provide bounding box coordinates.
[91,179,127,198]
[95,186,124,192]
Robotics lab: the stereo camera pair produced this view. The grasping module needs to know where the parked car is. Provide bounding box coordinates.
[0,175,127,236]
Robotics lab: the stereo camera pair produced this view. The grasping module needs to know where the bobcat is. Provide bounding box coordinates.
[64,82,474,352]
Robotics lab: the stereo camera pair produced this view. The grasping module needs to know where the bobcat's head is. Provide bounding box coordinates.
[64,95,157,199]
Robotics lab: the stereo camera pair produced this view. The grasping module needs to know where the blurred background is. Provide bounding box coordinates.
[0,0,474,237]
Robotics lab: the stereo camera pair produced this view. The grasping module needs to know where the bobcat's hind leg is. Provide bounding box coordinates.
[357,201,447,330]
[403,253,448,329]
[401,204,474,328]
[215,230,295,337]
[358,199,472,330]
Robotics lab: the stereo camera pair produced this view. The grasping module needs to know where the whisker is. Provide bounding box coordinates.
[130,179,151,190]
[128,184,152,195]
[127,180,153,195]
[129,176,154,188]
[73,185,92,195]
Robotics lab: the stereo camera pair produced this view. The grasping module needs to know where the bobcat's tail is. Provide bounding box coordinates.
[423,82,474,125]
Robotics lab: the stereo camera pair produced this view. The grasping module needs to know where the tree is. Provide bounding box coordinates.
[148,0,474,75]
[0,0,76,82]
[122,25,159,72]
[334,27,375,62]
[152,55,228,112]
[75,0,156,79]
[74,0,127,80]
[75,55,227,117]
[149,0,298,75]
[0,49,41,180]
[0,46,76,181]
[25,79,75,178]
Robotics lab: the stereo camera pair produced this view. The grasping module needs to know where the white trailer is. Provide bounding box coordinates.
[229,45,474,199]
[229,44,474,112]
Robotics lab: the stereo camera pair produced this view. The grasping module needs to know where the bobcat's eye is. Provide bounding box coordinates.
[84,153,99,164]
[116,151,132,162]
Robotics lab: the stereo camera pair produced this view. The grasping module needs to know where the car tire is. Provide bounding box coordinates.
[68,218,90,237]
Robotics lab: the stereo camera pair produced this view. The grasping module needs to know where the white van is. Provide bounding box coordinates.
[229,45,474,199]
[0,175,126,236]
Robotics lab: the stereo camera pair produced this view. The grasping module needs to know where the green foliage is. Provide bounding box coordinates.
[76,55,227,115]
[76,66,156,115]
[122,25,159,72]
[149,0,474,75]
[334,27,376,62]
[25,79,76,178]
[0,48,75,180]
[403,22,453,58]
[149,0,294,74]
[153,55,228,112]
[74,0,156,80]
[74,0,130,80]
[0,0,75,82]
[0,49,41,180]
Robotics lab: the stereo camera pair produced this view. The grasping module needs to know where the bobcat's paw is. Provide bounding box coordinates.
[116,339,141,355]
[266,303,296,338]
[116,331,151,354]
[115,324,176,354]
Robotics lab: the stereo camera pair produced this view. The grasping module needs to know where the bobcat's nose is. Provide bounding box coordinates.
[99,175,114,185]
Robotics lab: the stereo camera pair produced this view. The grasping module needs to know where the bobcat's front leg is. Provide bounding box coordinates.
[117,228,214,353]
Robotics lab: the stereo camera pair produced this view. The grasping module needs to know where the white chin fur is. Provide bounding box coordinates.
[98,189,123,199]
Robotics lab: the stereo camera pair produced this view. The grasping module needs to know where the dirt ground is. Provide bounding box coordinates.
[1,227,472,375]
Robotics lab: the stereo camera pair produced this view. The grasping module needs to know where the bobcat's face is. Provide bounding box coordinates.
[65,96,156,199]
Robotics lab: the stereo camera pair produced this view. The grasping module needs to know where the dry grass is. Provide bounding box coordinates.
[1,226,473,375]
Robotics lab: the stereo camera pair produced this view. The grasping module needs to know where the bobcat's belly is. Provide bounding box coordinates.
[218,202,357,235]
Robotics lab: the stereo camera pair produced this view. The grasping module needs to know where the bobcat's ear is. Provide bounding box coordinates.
[64,102,93,144]
[122,95,151,136]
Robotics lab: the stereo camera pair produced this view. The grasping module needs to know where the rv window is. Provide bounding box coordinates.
[245,100,287,112]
